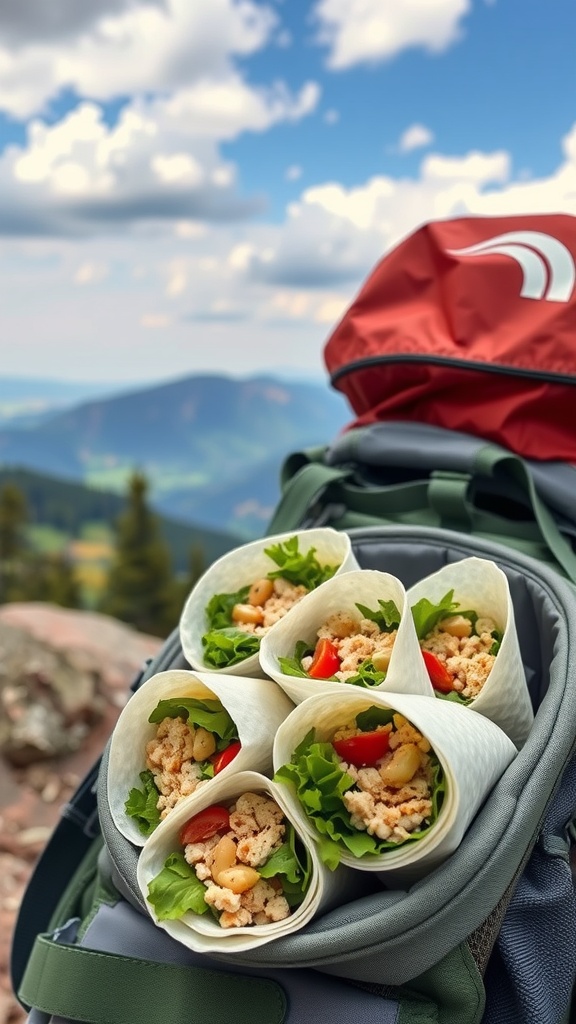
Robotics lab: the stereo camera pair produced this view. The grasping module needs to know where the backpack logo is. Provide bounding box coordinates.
[446,230,575,302]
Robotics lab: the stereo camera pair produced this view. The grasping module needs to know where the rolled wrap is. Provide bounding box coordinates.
[108,669,294,846]
[259,569,431,704]
[273,689,517,883]
[136,769,360,953]
[180,528,359,678]
[407,556,534,747]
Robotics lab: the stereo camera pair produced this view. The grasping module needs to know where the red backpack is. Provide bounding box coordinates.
[324,213,576,462]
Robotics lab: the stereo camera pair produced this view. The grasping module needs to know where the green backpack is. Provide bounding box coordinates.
[11,423,576,1024]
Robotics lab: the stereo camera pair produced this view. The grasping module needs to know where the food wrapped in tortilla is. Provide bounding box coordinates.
[108,669,294,846]
[273,690,517,881]
[259,569,431,704]
[408,556,534,746]
[137,770,358,952]
[180,529,359,677]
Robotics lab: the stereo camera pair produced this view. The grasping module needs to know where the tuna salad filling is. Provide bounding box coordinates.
[275,705,445,868]
[125,697,240,836]
[278,599,401,687]
[201,536,339,669]
[146,792,311,929]
[411,590,503,702]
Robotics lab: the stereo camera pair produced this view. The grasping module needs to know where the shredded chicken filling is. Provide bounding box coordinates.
[184,792,293,929]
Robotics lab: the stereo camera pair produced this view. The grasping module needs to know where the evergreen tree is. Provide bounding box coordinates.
[101,471,177,636]
[174,542,206,609]
[34,553,82,608]
[0,482,30,601]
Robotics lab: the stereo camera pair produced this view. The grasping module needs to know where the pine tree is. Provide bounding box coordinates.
[34,553,82,608]
[0,482,30,602]
[101,471,177,636]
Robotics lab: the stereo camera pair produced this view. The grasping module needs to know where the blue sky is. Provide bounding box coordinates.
[0,0,575,386]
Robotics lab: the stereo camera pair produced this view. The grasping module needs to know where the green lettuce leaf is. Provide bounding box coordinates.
[274,721,446,869]
[201,628,261,668]
[124,769,161,836]
[259,823,311,907]
[148,697,238,746]
[147,852,211,921]
[205,586,250,630]
[355,599,401,632]
[411,589,460,639]
[343,660,387,688]
[264,535,338,589]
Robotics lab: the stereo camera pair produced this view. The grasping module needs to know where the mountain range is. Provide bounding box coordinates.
[0,374,352,536]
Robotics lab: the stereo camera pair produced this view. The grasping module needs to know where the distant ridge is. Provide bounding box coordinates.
[0,466,239,571]
[0,372,350,536]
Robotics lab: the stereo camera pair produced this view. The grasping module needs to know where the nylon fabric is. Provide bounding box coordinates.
[19,932,287,1024]
[83,902,400,1024]
[98,527,576,989]
[323,214,576,460]
[482,754,576,1024]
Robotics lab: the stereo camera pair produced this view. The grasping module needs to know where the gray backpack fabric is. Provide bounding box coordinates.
[12,521,576,1024]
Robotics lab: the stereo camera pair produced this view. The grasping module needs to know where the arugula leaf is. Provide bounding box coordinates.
[205,586,250,630]
[355,600,401,632]
[125,770,161,836]
[489,628,503,656]
[343,660,387,688]
[278,640,325,678]
[148,697,237,745]
[274,722,445,868]
[259,823,311,907]
[264,535,338,589]
[411,590,460,639]
[201,628,261,668]
[355,706,395,731]
[147,852,210,921]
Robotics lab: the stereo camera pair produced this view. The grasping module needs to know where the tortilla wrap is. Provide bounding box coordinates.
[407,556,534,747]
[180,528,359,678]
[273,689,517,883]
[137,769,360,952]
[259,569,431,704]
[108,669,294,846]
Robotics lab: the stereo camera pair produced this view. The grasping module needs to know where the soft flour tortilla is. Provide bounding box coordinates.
[180,528,359,677]
[108,669,294,846]
[137,769,358,953]
[407,556,534,747]
[259,569,431,704]
[273,689,517,883]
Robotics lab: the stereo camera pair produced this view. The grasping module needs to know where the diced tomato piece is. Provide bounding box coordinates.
[211,740,242,775]
[308,637,341,679]
[179,805,230,846]
[332,730,390,768]
[422,650,456,693]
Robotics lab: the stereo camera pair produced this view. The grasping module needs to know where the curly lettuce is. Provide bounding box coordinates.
[274,717,446,870]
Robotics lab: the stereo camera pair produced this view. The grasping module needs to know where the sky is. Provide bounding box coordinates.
[0,0,575,386]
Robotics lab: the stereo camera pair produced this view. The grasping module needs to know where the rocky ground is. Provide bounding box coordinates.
[0,603,163,1024]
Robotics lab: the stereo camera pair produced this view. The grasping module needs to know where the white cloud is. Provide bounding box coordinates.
[422,150,510,184]
[313,0,470,69]
[0,0,279,117]
[0,73,320,234]
[74,261,109,284]
[398,123,434,153]
[324,109,339,125]
[4,126,576,385]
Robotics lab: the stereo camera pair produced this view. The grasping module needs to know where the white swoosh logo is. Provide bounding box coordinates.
[446,230,575,302]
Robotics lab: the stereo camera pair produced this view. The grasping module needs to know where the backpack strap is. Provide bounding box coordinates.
[473,444,576,585]
[19,934,286,1024]
[267,442,576,585]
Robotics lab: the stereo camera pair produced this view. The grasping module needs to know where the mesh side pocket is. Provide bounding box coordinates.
[482,753,576,1024]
